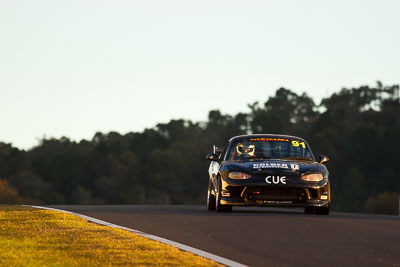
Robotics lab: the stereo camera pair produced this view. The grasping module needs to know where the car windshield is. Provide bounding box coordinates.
[226,136,314,161]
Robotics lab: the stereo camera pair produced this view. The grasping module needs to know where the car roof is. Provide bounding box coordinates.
[229,134,306,142]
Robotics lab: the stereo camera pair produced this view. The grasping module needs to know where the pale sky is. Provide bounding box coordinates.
[1,0,399,149]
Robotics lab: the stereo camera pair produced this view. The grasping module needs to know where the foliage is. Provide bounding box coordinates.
[364,192,399,215]
[0,82,399,213]
[0,179,29,204]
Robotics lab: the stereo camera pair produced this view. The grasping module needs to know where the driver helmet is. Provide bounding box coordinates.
[236,143,255,156]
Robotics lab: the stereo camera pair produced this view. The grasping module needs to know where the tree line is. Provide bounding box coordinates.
[0,82,399,214]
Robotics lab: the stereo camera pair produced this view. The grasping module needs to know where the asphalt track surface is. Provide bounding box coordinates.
[48,205,400,267]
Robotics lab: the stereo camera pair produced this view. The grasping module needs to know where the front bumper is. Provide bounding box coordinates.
[220,180,330,208]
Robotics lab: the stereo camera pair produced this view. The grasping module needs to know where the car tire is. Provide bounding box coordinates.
[304,207,314,214]
[315,206,330,215]
[215,177,232,213]
[207,180,216,211]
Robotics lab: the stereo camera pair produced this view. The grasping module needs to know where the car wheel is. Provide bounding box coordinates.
[215,177,232,213]
[315,206,330,215]
[304,207,314,214]
[207,180,216,211]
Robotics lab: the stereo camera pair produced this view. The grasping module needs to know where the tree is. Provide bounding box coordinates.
[249,88,317,135]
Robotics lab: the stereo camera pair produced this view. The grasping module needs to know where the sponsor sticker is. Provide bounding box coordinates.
[265,175,287,184]
[290,164,300,172]
[253,163,289,169]
[250,138,289,142]
[261,200,293,204]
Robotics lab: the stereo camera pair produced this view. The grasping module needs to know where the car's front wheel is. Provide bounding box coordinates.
[304,206,330,215]
[215,177,232,212]
[304,207,314,214]
[315,206,330,215]
[207,180,216,211]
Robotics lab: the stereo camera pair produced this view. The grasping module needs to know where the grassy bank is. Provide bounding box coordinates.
[0,206,221,266]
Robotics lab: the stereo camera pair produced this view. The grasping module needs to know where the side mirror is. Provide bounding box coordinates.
[213,145,223,154]
[206,153,219,161]
[319,155,329,164]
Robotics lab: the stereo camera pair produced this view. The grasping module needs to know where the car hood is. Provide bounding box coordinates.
[221,159,325,176]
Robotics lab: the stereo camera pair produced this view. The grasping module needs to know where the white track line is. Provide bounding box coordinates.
[30,205,248,267]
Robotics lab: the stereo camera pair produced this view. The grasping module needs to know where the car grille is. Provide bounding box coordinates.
[247,187,306,201]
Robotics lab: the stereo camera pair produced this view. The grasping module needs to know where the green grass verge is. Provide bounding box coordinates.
[0,206,222,266]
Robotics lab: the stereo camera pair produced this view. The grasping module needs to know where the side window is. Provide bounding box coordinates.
[220,142,229,161]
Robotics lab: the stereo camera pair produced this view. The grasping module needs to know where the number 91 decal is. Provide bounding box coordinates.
[292,140,306,148]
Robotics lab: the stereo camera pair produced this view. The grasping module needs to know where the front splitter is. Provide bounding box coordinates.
[221,197,329,207]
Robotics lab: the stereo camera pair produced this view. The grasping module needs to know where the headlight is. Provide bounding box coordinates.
[301,173,323,182]
[228,172,251,179]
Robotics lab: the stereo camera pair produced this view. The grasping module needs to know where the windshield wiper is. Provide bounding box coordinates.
[282,157,313,161]
[252,157,273,160]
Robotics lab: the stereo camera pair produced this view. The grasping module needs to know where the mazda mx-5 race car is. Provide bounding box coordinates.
[206,134,330,215]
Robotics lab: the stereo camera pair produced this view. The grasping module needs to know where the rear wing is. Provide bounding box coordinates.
[213,145,224,154]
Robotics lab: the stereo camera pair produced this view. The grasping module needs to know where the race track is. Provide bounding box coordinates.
[47,205,400,267]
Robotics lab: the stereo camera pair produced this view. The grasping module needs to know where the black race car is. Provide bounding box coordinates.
[206,134,330,214]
